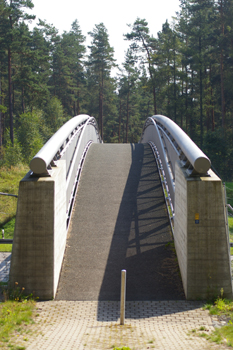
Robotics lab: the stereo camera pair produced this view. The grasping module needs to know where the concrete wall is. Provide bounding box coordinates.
[174,161,232,300]
[9,161,66,300]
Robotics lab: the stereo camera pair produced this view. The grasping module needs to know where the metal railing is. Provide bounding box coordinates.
[0,192,18,198]
[149,141,174,235]
[140,115,211,210]
[30,114,101,228]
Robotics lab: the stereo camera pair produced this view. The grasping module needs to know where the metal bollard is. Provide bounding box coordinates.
[120,269,126,325]
[2,229,4,239]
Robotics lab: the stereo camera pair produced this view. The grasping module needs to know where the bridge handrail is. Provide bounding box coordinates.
[140,115,211,211]
[153,115,211,174]
[30,114,92,174]
[142,115,211,174]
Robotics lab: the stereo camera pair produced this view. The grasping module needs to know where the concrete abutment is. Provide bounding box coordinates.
[174,161,232,300]
[9,161,66,299]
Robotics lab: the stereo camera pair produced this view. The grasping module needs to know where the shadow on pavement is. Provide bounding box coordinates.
[97,144,185,320]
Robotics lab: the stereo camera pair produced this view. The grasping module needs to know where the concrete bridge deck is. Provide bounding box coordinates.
[56,143,184,301]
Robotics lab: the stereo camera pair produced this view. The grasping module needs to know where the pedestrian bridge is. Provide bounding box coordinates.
[9,115,232,300]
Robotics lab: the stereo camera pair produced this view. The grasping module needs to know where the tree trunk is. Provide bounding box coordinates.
[190,70,194,139]
[141,37,157,114]
[77,81,80,115]
[118,99,122,143]
[173,46,177,124]
[8,47,14,144]
[152,84,157,115]
[21,87,25,114]
[219,0,225,131]
[211,68,215,132]
[199,37,203,148]
[185,66,188,133]
[126,90,129,143]
[167,59,170,115]
[0,69,2,151]
[99,71,104,140]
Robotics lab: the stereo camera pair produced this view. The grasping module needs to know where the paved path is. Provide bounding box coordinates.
[20,300,226,350]
[56,143,184,301]
[0,254,227,350]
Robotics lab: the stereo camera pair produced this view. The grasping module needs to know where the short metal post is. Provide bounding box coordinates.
[120,269,126,325]
[2,229,4,239]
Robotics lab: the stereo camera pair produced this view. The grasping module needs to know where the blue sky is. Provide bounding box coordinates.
[29,0,180,66]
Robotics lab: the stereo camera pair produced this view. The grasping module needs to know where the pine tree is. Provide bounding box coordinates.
[124,18,157,115]
[50,20,86,117]
[87,23,116,140]
[118,49,139,142]
[185,0,216,147]
[0,0,34,144]
[156,21,182,123]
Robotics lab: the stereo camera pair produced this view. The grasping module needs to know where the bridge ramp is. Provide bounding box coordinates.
[56,143,184,300]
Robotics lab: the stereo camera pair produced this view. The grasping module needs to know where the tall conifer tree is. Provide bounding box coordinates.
[0,0,34,144]
[87,23,116,140]
[125,18,157,115]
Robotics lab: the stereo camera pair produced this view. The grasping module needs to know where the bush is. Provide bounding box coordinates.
[3,136,22,167]
[17,112,44,163]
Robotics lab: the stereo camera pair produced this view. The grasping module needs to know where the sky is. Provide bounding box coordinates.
[29,0,181,67]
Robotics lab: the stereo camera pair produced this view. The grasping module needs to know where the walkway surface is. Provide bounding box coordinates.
[56,143,184,301]
[0,256,228,350]
[8,300,228,350]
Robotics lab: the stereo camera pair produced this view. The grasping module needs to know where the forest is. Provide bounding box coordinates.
[0,0,233,180]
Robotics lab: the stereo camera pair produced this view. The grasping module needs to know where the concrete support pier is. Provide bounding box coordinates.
[9,161,66,300]
[174,161,232,300]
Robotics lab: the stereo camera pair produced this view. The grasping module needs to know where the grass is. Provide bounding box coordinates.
[226,183,233,245]
[0,244,12,252]
[0,165,29,235]
[226,182,233,209]
[0,299,35,349]
[229,217,233,240]
[200,295,233,347]
[0,165,29,224]
[1,218,16,239]
[228,214,233,254]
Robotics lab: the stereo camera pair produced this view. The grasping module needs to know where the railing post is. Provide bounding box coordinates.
[120,269,126,325]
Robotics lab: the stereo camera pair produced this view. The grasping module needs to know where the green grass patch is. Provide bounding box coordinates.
[0,244,12,252]
[0,300,35,348]
[203,295,233,347]
[202,323,233,347]
[0,219,15,240]
[0,165,28,239]
[210,324,233,347]
[226,182,233,221]
[226,183,233,243]
[226,182,233,208]
[229,216,233,240]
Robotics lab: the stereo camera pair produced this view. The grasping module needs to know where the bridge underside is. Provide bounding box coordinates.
[56,143,185,301]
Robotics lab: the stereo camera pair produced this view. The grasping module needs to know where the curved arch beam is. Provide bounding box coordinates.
[30,115,93,174]
[29,114,101,227]
[141,115,211,176]
[140,115,211,213]
[153,115,211,174]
